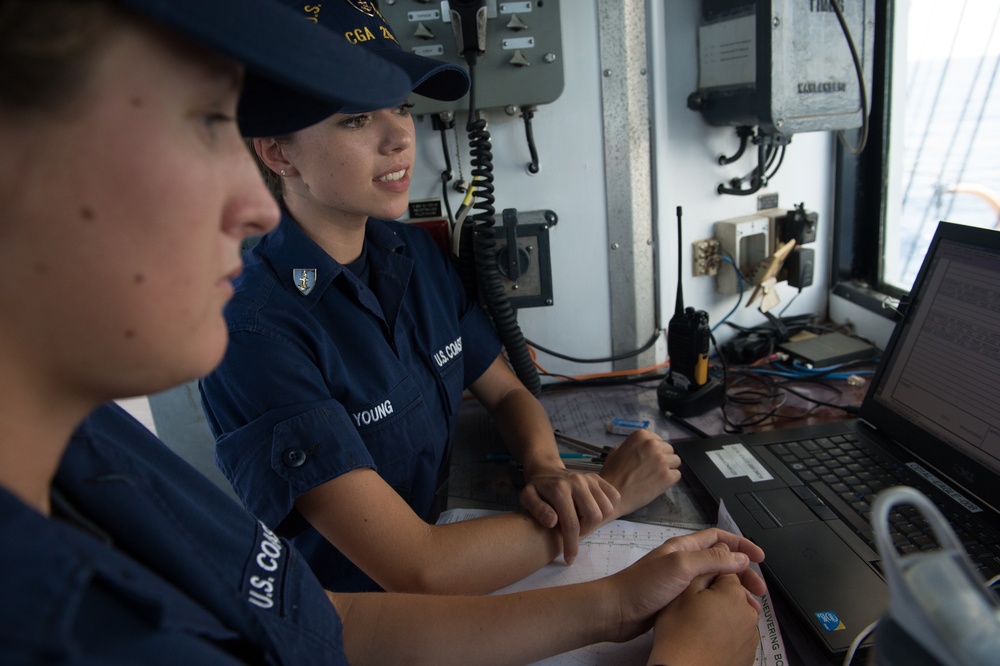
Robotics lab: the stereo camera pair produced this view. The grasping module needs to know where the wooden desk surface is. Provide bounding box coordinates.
[443,373,870,516]
[441,372,873,665]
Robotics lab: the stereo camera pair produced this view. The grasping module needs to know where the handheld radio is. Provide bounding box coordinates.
[657,206,724,416]
[667,306,711,388]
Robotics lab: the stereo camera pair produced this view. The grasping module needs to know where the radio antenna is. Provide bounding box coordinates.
[675,206,685,317]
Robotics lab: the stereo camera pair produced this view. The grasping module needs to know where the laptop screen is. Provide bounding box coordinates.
[868,223,1000,490]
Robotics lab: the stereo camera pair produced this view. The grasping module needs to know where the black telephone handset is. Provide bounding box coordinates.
[448,0,488,58]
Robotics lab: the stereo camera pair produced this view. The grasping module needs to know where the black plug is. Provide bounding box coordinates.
[786,247,815,290]
[780,203,818,245]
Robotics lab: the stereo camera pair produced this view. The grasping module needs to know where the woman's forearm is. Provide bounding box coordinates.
[332,578,618,666]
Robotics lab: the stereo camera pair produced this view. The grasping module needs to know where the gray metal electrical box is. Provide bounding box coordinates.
[378,0,564,115]
[690,0,874,135]
[492,209,555,308]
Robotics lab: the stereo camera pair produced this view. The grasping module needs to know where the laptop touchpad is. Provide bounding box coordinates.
[738,489,819,529]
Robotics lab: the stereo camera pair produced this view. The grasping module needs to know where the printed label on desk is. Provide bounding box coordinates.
[706,444,774,482]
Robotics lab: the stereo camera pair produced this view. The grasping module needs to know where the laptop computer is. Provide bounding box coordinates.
[673,221,1000,657]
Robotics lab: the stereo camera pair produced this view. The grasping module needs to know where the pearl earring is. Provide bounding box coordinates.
[280,169,286,176]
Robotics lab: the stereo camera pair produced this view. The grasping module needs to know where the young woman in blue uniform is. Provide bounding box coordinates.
[200,0,684,595]
[0,0,765,663]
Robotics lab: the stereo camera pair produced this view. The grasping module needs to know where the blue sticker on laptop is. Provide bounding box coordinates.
[815,611,846,632]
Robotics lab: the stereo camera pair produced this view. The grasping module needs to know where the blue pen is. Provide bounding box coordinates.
[486,452,594,462]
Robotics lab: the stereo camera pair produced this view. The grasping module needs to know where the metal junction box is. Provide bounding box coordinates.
[378,0,565,115]
[691,0,874,135]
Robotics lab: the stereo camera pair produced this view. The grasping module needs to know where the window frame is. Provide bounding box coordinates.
[832,0,907,316]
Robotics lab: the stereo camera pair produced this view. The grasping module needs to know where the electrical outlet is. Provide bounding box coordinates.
[692,238,721,276]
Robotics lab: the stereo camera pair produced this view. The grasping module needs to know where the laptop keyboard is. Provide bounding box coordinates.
[768,433,1000,580]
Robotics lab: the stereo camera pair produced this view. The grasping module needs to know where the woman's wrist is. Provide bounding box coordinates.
[520,452,566,480]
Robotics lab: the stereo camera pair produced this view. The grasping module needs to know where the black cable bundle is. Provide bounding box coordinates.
[719,313,818,365]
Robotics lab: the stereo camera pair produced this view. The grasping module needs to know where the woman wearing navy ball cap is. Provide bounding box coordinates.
[0,1,764,664]
[201,0,686,597]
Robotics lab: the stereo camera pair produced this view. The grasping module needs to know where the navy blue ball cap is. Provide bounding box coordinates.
[116,0,411,136]
[274,0,471,114]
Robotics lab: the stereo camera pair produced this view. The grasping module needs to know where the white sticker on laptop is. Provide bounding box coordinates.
[706,443,774,482]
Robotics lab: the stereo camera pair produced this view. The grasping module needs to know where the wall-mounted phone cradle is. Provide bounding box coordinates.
[378,0,565,115]
[492,208,555,308]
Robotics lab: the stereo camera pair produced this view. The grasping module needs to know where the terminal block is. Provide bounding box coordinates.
[692,238,722,276]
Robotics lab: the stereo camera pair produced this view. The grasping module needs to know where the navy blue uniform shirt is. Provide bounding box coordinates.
[0,403,348,665]
[200,213,501,592]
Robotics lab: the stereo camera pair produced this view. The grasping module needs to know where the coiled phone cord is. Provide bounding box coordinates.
[459,52,540,395]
